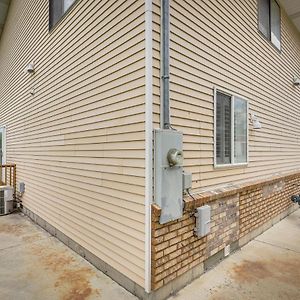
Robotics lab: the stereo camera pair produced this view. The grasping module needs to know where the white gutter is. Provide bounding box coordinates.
[145,0,153,294]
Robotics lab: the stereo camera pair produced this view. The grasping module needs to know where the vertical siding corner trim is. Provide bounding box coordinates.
[145,0,153,293]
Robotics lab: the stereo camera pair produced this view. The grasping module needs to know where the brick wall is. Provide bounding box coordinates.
[240,176,300,237]
[151,172,299,290]
[151,194,239,290]
[151,212,206,290]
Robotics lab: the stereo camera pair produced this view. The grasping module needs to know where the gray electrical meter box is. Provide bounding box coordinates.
[195,205,211,237]
[154,129,183,224]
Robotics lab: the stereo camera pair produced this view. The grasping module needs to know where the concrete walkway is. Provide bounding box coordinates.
[168,209,300,300]
[1,211,299,300]
[0,213,137,300]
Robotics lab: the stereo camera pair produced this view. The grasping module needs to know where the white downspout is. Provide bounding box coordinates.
[145,0,153,294]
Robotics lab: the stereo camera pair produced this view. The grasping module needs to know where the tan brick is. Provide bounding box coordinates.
[207,233,215,240]
[165,263,182,276]
[169,248,182,260]
[213,224,221,232]
[154,265,165,275]
[163,258,178,270]
[153,250,164,260]
[181,243,193,253]
[153,255,169,267]
[152,214,160,223]
[169,235,182,246]
[182,231,194,241]
[210,221,216,227]
[193,239,203,248]
[211,215,219,221]
[210,248,219,256]
[152,221,165,229]
[164,231,178,241]
[180,213,190,221]
[154,270,167,282]
[189,255,204,268]
[163,244,177,255]
[178,226,190,235]
[169,222,182,232]
[154,227,169,237]
[188,247,199,256]
[153,241,169,252]
[193,252,202,260]
[200,241,207,251]
[218,243,226,251]
[179,251,190,262]
[153,235,164,245]
[182,218,195,227]
[178,237,190,248]
[181,256,193,267]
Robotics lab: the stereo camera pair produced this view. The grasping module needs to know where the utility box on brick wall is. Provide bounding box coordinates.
[182,171,192,191]
[154,129,183,224]
[195,205,211,237]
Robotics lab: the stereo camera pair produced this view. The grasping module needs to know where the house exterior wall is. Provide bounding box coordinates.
[150,0,300,295]
[0,0,146,287]
[153,0,300,191]
[1,0,300,297]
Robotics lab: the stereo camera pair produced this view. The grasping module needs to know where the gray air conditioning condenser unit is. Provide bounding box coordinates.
[0,186,14,216]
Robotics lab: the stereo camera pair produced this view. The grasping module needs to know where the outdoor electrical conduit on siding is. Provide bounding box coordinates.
[161,0,171,129]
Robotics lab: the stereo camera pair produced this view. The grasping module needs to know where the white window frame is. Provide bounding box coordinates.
[258,0,281,51]
[49,0,77,29]
[213,88,249,168]
[64,0,75,12]
[0,126,6,165]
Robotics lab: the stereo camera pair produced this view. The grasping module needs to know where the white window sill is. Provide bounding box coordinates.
[214,163,248,170]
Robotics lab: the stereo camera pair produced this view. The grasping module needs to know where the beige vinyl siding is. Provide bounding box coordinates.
[0,0,146,287]
[153,0,300,192]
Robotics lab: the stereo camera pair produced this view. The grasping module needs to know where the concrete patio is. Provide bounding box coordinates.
[0,209,299,300]
[168,209,300,300]
[0,213,137,300]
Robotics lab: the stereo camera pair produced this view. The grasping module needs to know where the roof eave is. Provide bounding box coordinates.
[279,0,300,33]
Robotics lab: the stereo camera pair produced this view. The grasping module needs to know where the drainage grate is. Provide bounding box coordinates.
[0,190,4,215]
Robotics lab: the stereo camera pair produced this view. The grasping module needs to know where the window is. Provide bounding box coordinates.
[214,90,248,167]
[0,126,6,165]
[49,0,76,29]
[258,0,281,50]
